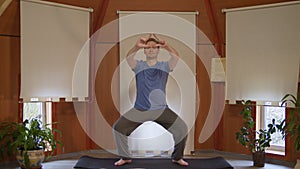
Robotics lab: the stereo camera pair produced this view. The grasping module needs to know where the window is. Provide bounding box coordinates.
[256,102,285,155]
[23,102,52,127]
[23,101,53,151]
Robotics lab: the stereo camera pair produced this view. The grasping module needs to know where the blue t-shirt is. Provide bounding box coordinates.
[133,60,171,110]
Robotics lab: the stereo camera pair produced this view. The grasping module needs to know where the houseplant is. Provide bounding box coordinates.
[281,93,300,169]
[235,100,280,167]
[0,118,63,169]
[281,93,300,152]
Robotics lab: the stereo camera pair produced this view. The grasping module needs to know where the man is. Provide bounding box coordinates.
[113,34,189,166]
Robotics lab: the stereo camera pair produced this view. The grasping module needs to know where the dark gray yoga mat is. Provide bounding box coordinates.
[74,156,234,169]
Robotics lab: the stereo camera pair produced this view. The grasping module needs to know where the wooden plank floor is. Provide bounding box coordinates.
[0,150,295,169]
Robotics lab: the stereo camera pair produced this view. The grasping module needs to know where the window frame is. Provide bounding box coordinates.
[256,103,286,156]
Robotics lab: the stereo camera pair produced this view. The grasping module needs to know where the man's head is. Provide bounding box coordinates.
[144,38,160,59]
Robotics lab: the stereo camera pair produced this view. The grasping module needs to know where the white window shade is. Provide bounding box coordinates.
[20,0,92,102]
[224,1,300,104]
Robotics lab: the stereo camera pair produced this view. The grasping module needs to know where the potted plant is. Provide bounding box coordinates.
[0,118,63,169]
[235,100,280,167]
[280,93,300,168]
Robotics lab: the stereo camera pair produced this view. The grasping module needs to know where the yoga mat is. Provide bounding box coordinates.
[74,156,233,169]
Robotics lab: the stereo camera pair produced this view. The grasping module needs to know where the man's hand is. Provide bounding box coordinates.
[136,34,168,48]
[135,34,152,48]
[152,34,168,49]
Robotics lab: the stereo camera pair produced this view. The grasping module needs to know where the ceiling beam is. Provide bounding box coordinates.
[0,0,12,16]
[94,0,110,32]
[204,0,224,57]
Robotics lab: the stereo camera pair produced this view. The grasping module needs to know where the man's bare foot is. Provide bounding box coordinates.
[172,159,189,166]
[114,159,132,166]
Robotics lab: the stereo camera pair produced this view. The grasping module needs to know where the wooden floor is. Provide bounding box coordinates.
[0,150,295,169]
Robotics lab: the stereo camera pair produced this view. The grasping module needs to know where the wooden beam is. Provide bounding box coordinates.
[204,0,224,57]
[94,0,110,31]
[0,0,12,16]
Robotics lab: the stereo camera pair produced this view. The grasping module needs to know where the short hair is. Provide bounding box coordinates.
[146,37,159,44]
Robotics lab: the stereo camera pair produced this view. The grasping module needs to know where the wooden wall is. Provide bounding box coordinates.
[0,0,298,163]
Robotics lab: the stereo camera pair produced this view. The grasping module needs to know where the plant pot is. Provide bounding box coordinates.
[252,151,265,167]
[16,149,45,169]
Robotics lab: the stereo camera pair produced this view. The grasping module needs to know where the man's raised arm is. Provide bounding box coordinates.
[126,36,150,69]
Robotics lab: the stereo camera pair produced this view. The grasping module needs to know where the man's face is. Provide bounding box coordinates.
[144,41,160,58]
